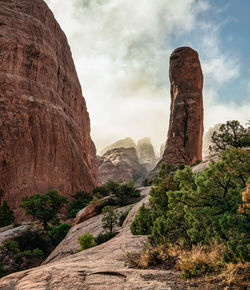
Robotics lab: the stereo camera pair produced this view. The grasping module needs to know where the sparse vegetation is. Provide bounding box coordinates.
[129,121,250,287]
[0,229,53,277]
[68,191,93,218]
[102,206,119,234]
[48,223,71,246]
[0,200,14,227]
[20,189,68,231]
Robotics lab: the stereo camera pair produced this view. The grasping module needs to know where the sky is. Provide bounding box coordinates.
[45,0,250,155]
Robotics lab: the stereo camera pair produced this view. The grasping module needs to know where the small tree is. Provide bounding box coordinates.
[102,206,119,233]
[20,190,68,231]
[209,120,250,153]
[0,200,15,227]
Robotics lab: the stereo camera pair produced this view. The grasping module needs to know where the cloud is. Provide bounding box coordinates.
[45,0,248,154]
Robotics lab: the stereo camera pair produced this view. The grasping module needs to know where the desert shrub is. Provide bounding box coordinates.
[13,229,52,255]
[102,206,119,233]
[0,200,14,227]
[124,242,171,269]
[130,204,153,235]
[93,180,140,207]
[68,191,93,218]
[95,232,117,245]
[48,223,71,246]
[78,233,96,250]
[20,189,68,231]
[0,229,52,277]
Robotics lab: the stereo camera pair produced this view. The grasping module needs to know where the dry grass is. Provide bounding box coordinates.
[217,262,250,288]
[124,240,250,288]
[124,242,175,269]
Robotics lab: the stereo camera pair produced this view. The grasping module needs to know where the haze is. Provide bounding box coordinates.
[45,0,250,154]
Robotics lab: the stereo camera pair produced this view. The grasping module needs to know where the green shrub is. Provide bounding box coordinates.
[78,233,96,250]
[13,229,52,255]
[95,232,117,245]
[48,223,71,246]
[130,204,153,235]
[68,191,93,218]
[93,180,140,207]
[0,200,14,227]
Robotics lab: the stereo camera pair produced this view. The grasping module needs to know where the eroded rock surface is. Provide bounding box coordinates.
[98,148,146,184]
[161,47,204,166]
[0,0,99,219]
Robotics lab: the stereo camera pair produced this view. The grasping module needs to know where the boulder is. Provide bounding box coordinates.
[0,0,100,220]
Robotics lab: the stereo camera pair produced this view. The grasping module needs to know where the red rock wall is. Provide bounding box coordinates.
[0,0,100,219]
[162,47,204,165]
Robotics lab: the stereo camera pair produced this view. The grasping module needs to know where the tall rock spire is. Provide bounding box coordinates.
[161,46,204,165]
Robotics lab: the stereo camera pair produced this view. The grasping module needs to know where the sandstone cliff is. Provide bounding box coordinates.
[0,0,99,219]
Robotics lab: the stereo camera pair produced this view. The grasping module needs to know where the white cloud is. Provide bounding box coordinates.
[45,0,248,154]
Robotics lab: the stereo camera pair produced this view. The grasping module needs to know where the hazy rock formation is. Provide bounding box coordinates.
[100,137,136,155]
[98,148,146,184]
[137,138,157,171]
[202,123,222,159]
[137,137,156,163]
[161,47,204,166]
[0,0,99,219]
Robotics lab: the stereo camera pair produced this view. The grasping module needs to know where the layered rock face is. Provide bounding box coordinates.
[98,147,146,184]
[0,0,99,219]
[161,47,204,165]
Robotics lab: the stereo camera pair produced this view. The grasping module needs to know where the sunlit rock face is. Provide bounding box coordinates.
[0,0,100,220]
[161,46,204,165]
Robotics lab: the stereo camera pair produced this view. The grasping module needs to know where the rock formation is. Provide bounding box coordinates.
[98,147,146,184]
[137,138,157,171]
[202,123,222,159]
[160,46,204,166]
[100,137,136,155]
[0,0,99,220]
